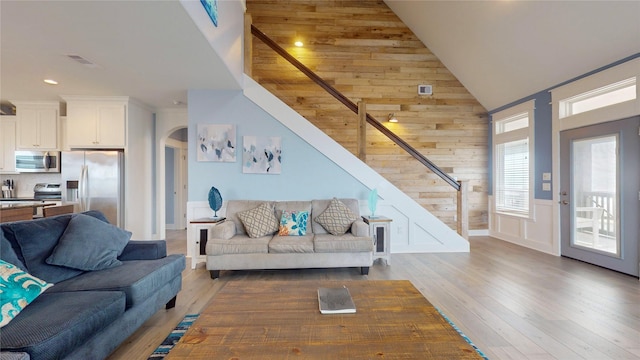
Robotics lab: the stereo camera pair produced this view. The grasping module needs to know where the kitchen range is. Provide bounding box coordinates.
[0,182,62,222]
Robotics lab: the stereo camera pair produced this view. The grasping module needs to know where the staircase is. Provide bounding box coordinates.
[245,0,488,232]
[243,75,470,252]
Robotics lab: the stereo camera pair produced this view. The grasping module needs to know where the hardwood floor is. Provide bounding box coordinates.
[107,231,640,360]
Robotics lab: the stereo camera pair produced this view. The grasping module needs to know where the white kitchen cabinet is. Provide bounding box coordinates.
[65,98,126,148]
[0,116,17,173]
[14,102,59,150]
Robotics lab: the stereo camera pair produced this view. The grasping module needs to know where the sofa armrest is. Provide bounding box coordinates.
[211,221,236,240]
[119,240,167,261]
[351,220,369,237]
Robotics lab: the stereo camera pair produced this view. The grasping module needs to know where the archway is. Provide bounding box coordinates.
[155,108,188,240]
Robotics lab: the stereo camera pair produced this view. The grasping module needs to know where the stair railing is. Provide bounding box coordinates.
[249,22,468,239]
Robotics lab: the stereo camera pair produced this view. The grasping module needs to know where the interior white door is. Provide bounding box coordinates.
[559,116,639,276]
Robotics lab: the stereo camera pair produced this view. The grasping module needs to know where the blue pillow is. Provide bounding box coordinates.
[0,231,26,272]
[10,215,83,283]
[46,214,132,271]
[278,210,309,236]
[0,259,53,327]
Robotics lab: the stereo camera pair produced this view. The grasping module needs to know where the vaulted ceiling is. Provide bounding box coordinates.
[1,0,638,112]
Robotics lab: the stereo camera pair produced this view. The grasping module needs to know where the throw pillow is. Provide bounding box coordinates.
[46,214,132,271]
[315,198,358,235]
[10,215,84,283]
[0,231,26,272]
[0,259,53,327]
[278,210,309,236]
[237,202,279,238]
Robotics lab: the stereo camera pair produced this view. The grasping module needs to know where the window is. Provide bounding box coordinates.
[493,101,534,217]
[559,77,636,119]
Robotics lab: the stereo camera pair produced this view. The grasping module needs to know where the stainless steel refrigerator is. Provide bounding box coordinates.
[61,151,124,227]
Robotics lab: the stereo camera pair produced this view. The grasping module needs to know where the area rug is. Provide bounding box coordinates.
[435,307,490,360]
[151,310,488,359]
[147,314,199,360]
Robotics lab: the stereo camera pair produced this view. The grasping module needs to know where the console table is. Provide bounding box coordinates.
[362,215,392,265]
[188,218,225,269]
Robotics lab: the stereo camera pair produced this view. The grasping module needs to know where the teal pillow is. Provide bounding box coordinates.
[0,259,53,327]
[46,214,132,271]
[278,210,309,236]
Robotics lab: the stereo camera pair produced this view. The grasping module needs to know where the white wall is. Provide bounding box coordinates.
[124,100,154,239]
[180,0,245,88]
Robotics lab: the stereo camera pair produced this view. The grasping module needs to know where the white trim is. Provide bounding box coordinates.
[489,197,556,255]
[492,99,535,219]
[155,108,188,241]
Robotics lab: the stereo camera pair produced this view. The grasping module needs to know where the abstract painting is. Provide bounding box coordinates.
[242,136,282,174]
[197,124,236,162]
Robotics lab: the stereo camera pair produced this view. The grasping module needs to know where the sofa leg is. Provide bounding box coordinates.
[210,270,220,279]
[360,267,369,275]
[165,296,177,309]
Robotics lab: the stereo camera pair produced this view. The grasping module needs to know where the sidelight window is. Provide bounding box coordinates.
[493,101,534,217]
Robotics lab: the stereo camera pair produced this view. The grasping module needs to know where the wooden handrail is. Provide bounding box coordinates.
[251,25,461,191]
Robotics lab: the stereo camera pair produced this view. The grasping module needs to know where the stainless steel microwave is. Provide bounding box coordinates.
[15,151,61,173]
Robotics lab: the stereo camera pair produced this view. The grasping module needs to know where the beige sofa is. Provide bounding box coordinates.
[206,199,373,278]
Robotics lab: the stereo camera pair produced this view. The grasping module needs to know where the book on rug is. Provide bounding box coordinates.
[317,286,356,314]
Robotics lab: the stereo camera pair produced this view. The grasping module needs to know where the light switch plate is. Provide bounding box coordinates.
[542,183,551,191]
[542,172,551,181]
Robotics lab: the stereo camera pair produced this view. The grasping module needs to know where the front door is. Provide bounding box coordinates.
[559,116,639,276]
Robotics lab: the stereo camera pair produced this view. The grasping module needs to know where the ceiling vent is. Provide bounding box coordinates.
[66,54,99,68]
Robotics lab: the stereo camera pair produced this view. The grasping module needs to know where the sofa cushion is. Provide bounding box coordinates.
[0,231,26,272]
[0,260,53,328]
[46,255,185,309]
[237,202,279,238]
[207,235,270,256]
[269,235,315,253]
[314,233,373,253]
[46,214,132,271]
[0,291,125,360]
[278,210,309,236]
[6,216,83,283]
[314,198,358,236]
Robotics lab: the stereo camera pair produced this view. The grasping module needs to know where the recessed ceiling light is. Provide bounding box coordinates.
[44,79,58,85]
[294,41,303,47]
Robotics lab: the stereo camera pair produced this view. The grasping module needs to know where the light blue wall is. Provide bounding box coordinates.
[187,89,370,202]
[488,53,640,201]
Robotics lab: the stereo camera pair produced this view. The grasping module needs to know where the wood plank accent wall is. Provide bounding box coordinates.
[247,0,488,230]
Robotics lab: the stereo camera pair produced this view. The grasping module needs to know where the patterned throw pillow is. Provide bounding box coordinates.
[237,202,279,238]
[0,259,53,328]
[314,198,358,235]
[278,211,309,236]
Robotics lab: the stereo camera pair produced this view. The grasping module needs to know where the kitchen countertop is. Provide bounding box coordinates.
[0,197,61,202]
[0,201,58,210]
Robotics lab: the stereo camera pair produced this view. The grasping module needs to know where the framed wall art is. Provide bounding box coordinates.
[197,124,236,162]
[242,136,282,174]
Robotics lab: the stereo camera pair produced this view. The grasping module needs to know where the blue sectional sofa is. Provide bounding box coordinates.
[0,211,186,360]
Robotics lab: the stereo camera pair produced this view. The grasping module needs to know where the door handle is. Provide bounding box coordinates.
[559,200,569,205]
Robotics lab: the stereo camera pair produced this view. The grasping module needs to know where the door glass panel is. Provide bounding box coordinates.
[571,135,618,255]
